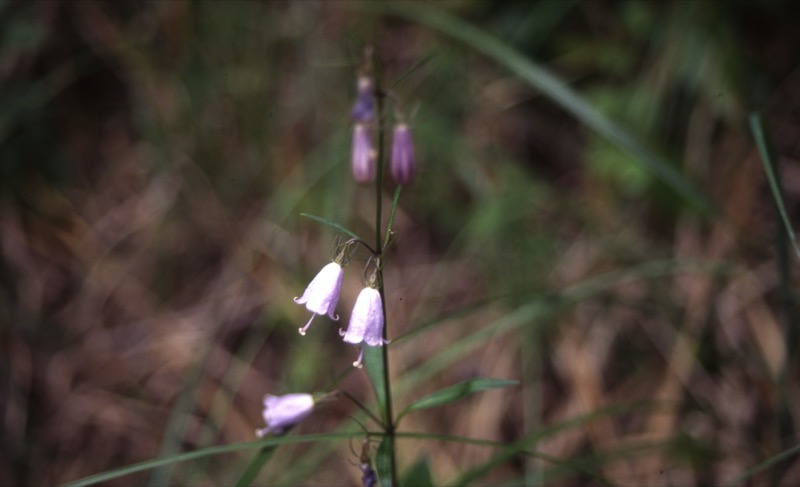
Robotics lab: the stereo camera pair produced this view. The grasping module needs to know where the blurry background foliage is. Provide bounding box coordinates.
[2,0,800,486]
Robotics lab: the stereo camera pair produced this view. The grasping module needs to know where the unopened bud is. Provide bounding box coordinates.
[351,124,376,184]
[390,123,415,185]
[350,76,375,123]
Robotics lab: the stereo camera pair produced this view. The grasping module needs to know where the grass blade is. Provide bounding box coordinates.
[372,3,713,215]
[299,212,361,240]
[402,456,436,487]
[397,378,518,421]
[233,445,276,487]
[724,442,800,487]
[749,112,800,260]
[64,433,362,487]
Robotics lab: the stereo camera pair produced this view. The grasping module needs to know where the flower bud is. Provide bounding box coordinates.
[350,76,375,123]
[255,393,315,437]
[390,123,415,185]
[351,123,376,184]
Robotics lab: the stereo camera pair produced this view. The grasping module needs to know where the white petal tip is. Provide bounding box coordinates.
[298,328,306,336]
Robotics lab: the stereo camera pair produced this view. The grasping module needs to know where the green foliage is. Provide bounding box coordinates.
[402,456,436,487]
[750,113,800,259]
[398,378,518,421]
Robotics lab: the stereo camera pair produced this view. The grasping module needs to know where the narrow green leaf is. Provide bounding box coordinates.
[724,442,800,487]
[148,338,213,486]
[234,445,276,487]
[398,378,518,421]
[371,3,713,215]
[375,435,395,487]
[64,433,361,487]
[450,401,667,487]
[363,346,387,420]
[402,456,436,487]
[749,112,800,260]
[389,53,435,90]
[383,185,403,250]
[299,213,360,240]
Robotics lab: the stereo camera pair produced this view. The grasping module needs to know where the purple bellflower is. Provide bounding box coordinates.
[390,123,415,185]
[340,286,388,368]
[255,393,315,437]
[351,123,376,184]
[294,262,344,335]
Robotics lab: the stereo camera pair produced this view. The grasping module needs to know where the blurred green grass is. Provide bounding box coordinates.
[2,1,800,486]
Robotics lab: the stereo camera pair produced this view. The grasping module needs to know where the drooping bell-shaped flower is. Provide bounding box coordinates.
[350,75,375,123]
[390,123,415,185]
[340,286,388,368]
[294,262,344,335]
[255,393,315,437]
[352,123,376,184]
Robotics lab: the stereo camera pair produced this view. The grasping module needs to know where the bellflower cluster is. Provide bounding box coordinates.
[291,236,387,372]
[256,53,422,485]
[294,254,388,368]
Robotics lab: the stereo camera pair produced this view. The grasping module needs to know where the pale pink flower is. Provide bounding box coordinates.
[255,393,315,437]
[294,262,344,335]
[340,287,388,368]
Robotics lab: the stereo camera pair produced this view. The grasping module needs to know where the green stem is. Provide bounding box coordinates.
[374,67,399,486]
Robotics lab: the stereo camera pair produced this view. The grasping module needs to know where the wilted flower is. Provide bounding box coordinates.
[255,393,315,437]
[390,123,415,185]
[295,262,344,335]
[340,286,388,368]
[352,123,376,184]
[350,75,375,123]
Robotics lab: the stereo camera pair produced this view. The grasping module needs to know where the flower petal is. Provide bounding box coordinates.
[390,123,416,185]
[352,124,376,184]
[259,393,315,435]
[295,262,344,320]
[343,287,383,346]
